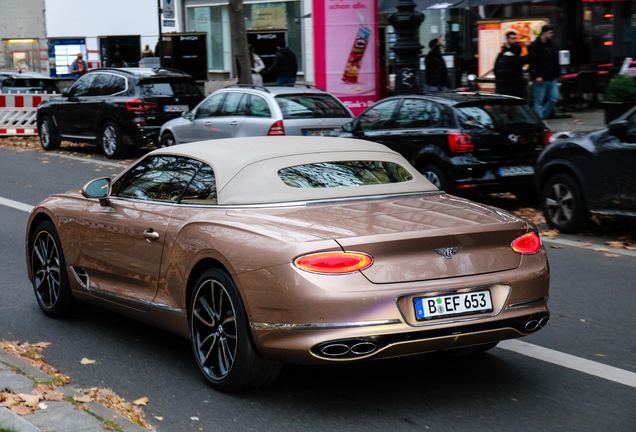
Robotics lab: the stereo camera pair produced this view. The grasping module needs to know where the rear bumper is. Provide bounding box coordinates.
[446,158,538,192]
[121,125,161,147]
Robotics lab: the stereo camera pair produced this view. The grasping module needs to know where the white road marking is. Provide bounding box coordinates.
[0,197,33,213]
[542,237,636,258]
[42,152,126,168]
[499,340,636,389]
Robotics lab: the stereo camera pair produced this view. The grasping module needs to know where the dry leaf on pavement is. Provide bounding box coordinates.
[539,229,560,237]
[550,245,564,249]
[595,248,609,252]
[18,394,41,407]
[43,391,65,401]
[80,358,97,365]
[578,242,593,247]
[74,394,93,403]
[10,405,33,416]
[133,397,150,406]
[604,253,621,257]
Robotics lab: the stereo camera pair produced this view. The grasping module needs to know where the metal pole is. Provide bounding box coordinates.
[157,0,163,66]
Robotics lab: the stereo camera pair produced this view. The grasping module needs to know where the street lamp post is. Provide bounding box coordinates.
[388,0,424,95]
[157,0,163,66]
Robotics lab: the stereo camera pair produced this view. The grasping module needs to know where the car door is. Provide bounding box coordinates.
[174,93,226,143]
[76,155,201,309]
[207,92,247,138]
[53,74,97,136]
[352,99,399,145]
[236,94,275,137]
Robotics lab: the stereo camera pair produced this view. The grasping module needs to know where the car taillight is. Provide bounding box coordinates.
[448,133,474,153]
[543,128,552,146]
[511,233,541,254]
[294,252,373,274]
[125,99,158,112]
[268,120,285,136]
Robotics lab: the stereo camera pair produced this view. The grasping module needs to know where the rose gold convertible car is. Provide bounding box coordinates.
[26,137,550,391]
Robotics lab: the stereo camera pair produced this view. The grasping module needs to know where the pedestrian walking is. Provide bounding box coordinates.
[528,25,560,119]
[141,44,154,58]
[111,52,127,68]
[249,45,265,86]
[494,31,526,99]
[71,53,87,80]
[425,35,451,92]
[262,39,298,87]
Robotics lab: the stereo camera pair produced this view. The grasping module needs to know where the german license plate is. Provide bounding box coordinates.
[303,129,332,136]
[414,290,493,320]
[164,105,189,112]
[498,165,534,177]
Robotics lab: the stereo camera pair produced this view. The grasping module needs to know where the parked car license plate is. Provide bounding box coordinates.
[303,129,333,136]
[164,105,189,112]
[414,290,493,320]
[498,165,534,177]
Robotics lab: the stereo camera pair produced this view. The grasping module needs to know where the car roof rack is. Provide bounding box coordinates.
[291,84,326,91]
[224,84,270,93]
[150,67,189,75]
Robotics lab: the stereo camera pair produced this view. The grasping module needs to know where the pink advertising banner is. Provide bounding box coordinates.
[313,0,379,116]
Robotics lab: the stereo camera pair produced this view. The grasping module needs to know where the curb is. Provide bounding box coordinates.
[0,349,150,432]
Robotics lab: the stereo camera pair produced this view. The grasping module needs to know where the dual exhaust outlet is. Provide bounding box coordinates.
[524,316,550,332]
[319,340,377,358]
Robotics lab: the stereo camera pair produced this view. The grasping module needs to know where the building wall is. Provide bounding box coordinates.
[0,0,46,39]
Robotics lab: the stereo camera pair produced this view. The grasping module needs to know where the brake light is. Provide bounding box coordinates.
[268,120,285,136]
[543,128,552,146]
[448,133,474,153]
[294,252,373,274]
[125,99,158,112]
[511,233,541,254]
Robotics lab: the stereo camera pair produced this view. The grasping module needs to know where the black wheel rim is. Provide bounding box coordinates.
[191,278,237,381]
[32,231,61,309]
[161,135,174,148]
[545,182,574,225]
[41,119,50,147]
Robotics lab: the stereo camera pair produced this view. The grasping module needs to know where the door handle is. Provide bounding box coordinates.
[229,121,238,127]
[143,229,160,241]
[204,122,212,126]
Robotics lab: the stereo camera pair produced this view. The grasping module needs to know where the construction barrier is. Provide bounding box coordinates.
[0,93,59,136]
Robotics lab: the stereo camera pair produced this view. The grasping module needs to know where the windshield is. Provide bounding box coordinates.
[137,79,202,97]
[456,104,537,129]
[275,94,351,119]
[278,161,413,188]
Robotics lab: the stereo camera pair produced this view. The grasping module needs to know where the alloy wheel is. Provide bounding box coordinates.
[103,125,117,156]
[32,230,62,309]
[40,119,50,147]
[191,278,238,381]
[425,171,441,188]
[545,182,574,225]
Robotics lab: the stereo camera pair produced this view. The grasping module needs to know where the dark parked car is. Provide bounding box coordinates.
[0,71,59,94]
[36,68,203,158]
[338,92,550,197]
[536,106,636,233]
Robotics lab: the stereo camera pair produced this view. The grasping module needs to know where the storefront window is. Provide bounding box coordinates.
[2,39,40,72]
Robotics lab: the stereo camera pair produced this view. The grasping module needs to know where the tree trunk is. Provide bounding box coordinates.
[229,0,253,85]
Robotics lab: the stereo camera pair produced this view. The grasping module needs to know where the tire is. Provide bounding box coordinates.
[189,268,282,391]
[442,342,499,357]
[420,164,447,191]
[99,121,126,159]
[38,116,61,151]
[30,221,76,317]
[160,132,176,148]
[541,173,588,233]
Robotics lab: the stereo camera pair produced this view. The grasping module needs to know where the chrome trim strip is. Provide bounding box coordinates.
[61,134,97,140]
[506,297,548,310]
[87,286,186,316]
[250,319,402,331]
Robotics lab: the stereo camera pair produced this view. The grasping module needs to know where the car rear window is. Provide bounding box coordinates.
[278,161,413,188]
[137,79,202,97]
[1,78,58,93]
[456,103,537,129]
[275,94,351,119]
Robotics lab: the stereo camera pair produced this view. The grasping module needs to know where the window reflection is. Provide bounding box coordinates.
[181,164,218,204]
[279,161,413,188]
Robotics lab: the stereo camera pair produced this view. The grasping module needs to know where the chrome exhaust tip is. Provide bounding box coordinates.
[525,320,540,332]
[350,342,377,355]
[538,316,550,327]
[320,344,351,357]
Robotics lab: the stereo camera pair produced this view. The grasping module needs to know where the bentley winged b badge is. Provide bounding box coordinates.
[435,246,462,259]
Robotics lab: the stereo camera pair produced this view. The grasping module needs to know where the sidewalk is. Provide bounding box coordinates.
[543,108,606,135]
[0,349,149,432]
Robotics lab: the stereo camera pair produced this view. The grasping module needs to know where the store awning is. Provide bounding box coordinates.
[378,0,541,13]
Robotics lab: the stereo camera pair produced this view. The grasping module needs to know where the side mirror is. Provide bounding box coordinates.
[607,119,628,137]
[81,177,112,206]
[62,88,70,98]
[182,111,194,121]
[342,122,353,133]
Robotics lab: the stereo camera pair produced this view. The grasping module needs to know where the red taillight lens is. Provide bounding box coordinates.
[448,133,474,153]
[268,120,285,136]
[125,99,158,112]
[511,233,541,254]
[294,252,373,274]
[543,128,552,146]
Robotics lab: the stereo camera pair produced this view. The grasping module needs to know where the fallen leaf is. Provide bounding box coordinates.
[11,405,33,415]
[32,384,53,395]
[605,241,624,248]
[594,248,609,252]
[74,394,93,403]
[18,394,41,407]
[595,354,606,357]
[80,358,96,365]
[133,397,150,406]
[75,404,89,411]
[539,230,560,237]
[578,242,593,247]
[154,416,163,421]
[42,160,50,164]
[30,342,51,348]
[44,391,64,401]
[191,416,200,421]
[625,246,636,251]
[550,245,564,249]
[580,319,586,322]
[604,253,621,257]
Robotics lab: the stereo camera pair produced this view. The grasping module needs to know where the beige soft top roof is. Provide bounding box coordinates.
[150,137,437,205]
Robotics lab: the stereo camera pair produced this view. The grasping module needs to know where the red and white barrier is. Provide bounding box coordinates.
[0,93,59,136]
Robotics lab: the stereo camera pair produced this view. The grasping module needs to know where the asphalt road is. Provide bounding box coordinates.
[1,147,635,432]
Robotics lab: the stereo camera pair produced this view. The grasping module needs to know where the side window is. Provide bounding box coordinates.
[89,74,113,96]
[110,76,126,94]
[626,112,636,137]
[218,92,245,116]
[180,164,217,204]
[195,93,225,119]
[394,99,442,129]
[356,100,399,131]
[70,74,97,97]
[248,95,271,117]
[114,156,202,203]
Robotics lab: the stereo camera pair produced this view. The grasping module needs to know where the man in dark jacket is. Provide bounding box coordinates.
[263,39,298,87]
[494,32,526,99]
[425,36,451,92]
[528,25,560,119]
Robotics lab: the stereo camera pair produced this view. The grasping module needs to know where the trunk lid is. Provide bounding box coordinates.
[135,78,204,126]
[274,93,353,136]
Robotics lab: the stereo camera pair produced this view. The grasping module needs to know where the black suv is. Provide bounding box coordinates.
[339,92,550,197]
[37,68,203,158]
